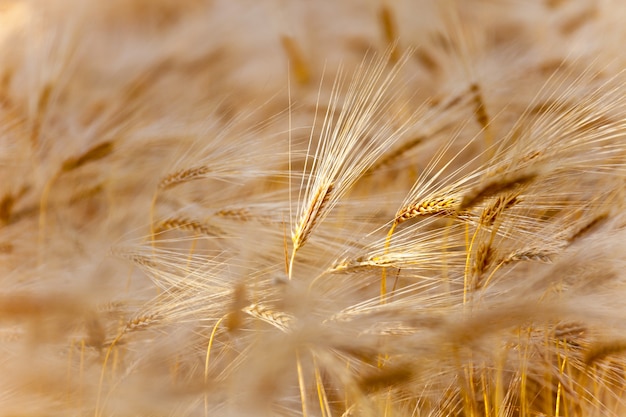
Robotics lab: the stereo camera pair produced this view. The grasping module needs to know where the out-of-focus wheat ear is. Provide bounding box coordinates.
[553,321,587,346]
[60,141,115,173]
[356,363,414,394]
[368,85,481,177]
[584,340,626,366]
[280,35,310,85]
[365,135,425,175]
[214,208,251,222]
[38,141,115,253]
[457,167,539,212]
[378,4,400,63]
[469,82,493,157]
[85,314,106,348]
[0,185,28,225]
[559,5,598,35]
[29,82,52,147]
[68,183,104,205]
[0,69,12,102]
[567,212,609,244]
[414,46,440,75]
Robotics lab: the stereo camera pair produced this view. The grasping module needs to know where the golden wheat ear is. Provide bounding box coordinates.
[289,51,419,280]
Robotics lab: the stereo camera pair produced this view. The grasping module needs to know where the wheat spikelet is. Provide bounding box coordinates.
[502,249,554,265]
[472,242,494,280]
[119,252,159,269]
[395,194,459,223]
[121,313,161,335]
[292,182,334,253]
[214,208,252,222]
[243,303,294,333]
[155,216,223,237]
[213,204,284,225]
[158,165,212,190]
[479,192,520,226]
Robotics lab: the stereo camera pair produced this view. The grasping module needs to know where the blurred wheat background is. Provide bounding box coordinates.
[1,0,626,416]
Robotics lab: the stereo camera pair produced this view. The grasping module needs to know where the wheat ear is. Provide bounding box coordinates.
[289,51,415,279]
[155,216,224,237]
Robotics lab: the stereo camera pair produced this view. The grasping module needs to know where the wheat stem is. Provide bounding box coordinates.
[205,315,225,417]
[381,221,398,304]
[296,349,309,417]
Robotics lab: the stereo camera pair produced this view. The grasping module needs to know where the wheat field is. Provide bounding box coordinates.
[1,1,626,416]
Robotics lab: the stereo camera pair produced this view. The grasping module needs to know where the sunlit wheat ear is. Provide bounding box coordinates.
[377,129,488,301]
[289,51,416,279]
[243,303,295,333]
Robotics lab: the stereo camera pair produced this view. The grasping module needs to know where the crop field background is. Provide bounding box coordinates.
[1,1,626,416]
